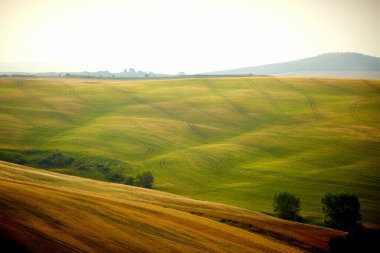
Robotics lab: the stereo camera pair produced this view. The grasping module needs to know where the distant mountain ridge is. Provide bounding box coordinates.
[204,52,380,78]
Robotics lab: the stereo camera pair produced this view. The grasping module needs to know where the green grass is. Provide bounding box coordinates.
[0,77,379,224]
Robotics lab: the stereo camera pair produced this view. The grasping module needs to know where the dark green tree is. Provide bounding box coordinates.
[321,193,361,231]
[135,171,154,188]
[124,176,135,186]
[273,192,301,221]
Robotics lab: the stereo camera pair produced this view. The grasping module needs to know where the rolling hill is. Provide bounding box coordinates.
[0,76,379,227]
[204,53,380,78]
[0,161,344,252]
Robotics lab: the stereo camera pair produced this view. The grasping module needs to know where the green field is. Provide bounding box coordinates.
[0,77,379,224]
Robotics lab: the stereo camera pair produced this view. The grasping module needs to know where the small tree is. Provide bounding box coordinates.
[321,193,361,231]
[135,171,154,188]
[273,192,301,221]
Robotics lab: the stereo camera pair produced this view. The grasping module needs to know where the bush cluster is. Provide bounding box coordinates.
[124,171,154,188]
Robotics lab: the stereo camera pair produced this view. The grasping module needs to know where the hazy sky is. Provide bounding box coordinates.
[1,0,379,73]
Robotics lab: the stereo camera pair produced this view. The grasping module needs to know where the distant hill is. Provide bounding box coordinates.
[204,52,380,78]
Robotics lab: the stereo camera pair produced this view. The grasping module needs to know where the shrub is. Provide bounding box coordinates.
[37,152,74,167]
[135,171,154,188]
[0,150,27,164]
[124,176,135,185]
[105,172,125,183]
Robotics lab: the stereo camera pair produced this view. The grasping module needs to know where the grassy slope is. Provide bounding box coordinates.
[0,77,379,225]
[0,161,344,252]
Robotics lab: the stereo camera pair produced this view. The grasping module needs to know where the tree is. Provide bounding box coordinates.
[124,176,135,186]
[135,171,154,188]
[273,192,301,221]
[321,193,361,231]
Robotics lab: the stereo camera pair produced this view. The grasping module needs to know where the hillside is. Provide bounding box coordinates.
[0,161,345,252]
[204,53,380,78]
[0,77,379,226]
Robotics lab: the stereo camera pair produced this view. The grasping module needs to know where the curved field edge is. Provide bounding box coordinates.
[0,161,344,252]
[0,77,379,225]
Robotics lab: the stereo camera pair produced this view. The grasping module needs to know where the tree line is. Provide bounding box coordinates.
[272,192,361,231]
[272,192,379,252]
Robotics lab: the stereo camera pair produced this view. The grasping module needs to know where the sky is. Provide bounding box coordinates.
[0,0,379,74]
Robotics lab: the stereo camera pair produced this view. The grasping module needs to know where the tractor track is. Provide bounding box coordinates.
[0,180,217,253]
[362,79,380,94]
[202,79,248,116]
[348,102,377,139]
[116,85,207,140]
[0,219,85,253]
[246,78,294,123]
[274,78,322,121]
[121,113,172,145]
[159,158,205,189]
[17,80,75,124]
[167,81,213,138]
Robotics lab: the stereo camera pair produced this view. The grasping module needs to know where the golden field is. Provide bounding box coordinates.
[0,161,344,252]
